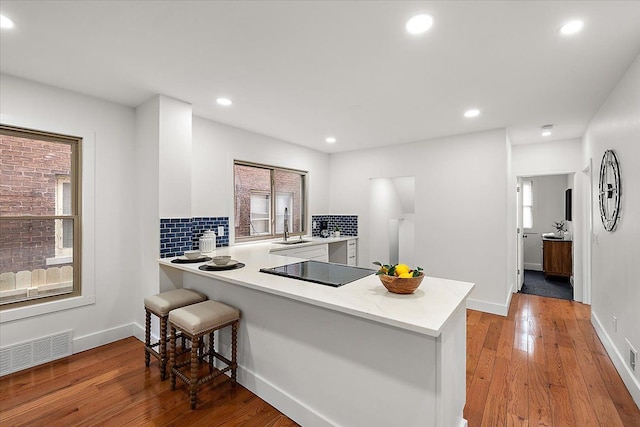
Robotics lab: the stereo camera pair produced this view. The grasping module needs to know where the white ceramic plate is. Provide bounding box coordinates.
[207,259,239,267]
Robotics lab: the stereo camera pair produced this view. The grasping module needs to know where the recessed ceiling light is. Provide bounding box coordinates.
[559,20,584,35]
[464,109,480,118]
[0,14,15,29]
[216,97,232,106]
[541,124,553,136]
[325,137,336,144]
[406,14,433,35]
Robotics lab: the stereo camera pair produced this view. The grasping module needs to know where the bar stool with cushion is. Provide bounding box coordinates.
[169,300,240,409]
[144,289,208,380]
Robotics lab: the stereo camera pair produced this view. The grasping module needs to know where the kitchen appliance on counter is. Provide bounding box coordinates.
[320,220,329,238]
[260,260,375,287]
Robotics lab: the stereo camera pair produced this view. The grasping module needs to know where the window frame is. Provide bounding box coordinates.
[0,125,82,310]
[233,160,307,243]
[55,174,73,257]
[522,179,533,230]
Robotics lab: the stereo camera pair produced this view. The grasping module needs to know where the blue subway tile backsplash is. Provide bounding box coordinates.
[311,215,358,237]
[159,216,229,258]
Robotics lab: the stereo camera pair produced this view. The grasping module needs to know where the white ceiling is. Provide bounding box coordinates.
[1,1,639,153]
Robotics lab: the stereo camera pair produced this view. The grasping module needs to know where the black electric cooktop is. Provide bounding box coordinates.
[259,260,376,287]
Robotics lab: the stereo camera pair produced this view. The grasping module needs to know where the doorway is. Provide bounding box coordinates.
[518,174,574,300]
[369,177,415,266]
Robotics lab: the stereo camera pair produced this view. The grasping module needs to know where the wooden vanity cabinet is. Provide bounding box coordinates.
[543,240,572,279]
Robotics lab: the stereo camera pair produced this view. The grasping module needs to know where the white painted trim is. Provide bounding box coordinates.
[0,294,96,323]
[523,263,542,271]
[73,323,136,354]
[591,312,640,406]
[132,321,146,343]
[458,419,469,427]
[0,118,96,324]
[467,295,509,317]
[468,282,514,316]
[237,365,336,427]
[135,324,337,427]
[45,256,74,266]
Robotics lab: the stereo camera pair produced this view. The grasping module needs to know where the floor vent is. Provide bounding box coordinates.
[0,330,72,377]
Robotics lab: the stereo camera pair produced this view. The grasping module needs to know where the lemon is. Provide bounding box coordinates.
[398,272,413,278]
[395,264,410,276]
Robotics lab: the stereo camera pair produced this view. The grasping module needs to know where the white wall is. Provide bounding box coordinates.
[0,74,139,351]
[583,54,640,404]
[191,116,331,232]
[159,97,192,218]
[330,129,511,315]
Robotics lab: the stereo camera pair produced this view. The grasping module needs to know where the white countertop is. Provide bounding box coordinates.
[159,242,474,337]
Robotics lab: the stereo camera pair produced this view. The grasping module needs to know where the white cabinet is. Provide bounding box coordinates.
[274,244,328,262]
[328,238,357,266]
[271,238,357,264]
[347,239,357,266]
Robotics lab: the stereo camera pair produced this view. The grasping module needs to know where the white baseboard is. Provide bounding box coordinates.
[523,263,542,271]
[238,365,335,427]
[458,418,469,427]
[467,296,509,316]
[591,312,640,407]
[130,324,384,426]
[73,323,136,354]
[132,321,145,342]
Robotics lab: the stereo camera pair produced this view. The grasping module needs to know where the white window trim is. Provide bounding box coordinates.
[522,180,534,230]
[54,175,73,257]
[0,122,95,323]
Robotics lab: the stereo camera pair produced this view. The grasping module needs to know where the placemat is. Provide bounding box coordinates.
[198,262,245,271]
[171,256,212,264]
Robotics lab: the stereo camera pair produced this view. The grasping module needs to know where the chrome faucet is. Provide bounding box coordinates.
[283,207,289,241]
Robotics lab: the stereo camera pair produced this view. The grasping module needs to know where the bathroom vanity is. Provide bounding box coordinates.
[542,238,573,279]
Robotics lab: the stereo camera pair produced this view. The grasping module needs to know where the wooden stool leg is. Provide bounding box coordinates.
[160,315,168,380]
[231,321,238,386]
[144,309,151,367]
[208,332,214,373]
[190,335,200,410]
[169,326,177,391]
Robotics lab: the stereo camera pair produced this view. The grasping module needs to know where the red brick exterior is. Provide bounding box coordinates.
[234,164,303,238]
[0,134,72,273]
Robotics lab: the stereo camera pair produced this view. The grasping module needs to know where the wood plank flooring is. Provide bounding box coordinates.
[464,293,640,427]
[1,293,638,426]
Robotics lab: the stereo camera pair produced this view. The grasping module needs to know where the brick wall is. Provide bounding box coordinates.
[0,134,71,273]
[234,164,303,238]
[234,164,270,237]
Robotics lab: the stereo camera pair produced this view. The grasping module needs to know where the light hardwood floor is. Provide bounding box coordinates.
[464,293,640,427]
[1,293,638,426]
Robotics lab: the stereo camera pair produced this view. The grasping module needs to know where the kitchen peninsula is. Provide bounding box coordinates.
[158,243,474,427]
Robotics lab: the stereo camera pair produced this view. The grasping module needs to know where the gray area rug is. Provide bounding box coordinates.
[519,270,573,301]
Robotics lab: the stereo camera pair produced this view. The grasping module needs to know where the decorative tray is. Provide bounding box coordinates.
[198,261,245,271]
[171,256,212,264]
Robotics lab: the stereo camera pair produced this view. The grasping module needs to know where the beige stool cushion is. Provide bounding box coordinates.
[169,300,240,335]
[144,289,207,316]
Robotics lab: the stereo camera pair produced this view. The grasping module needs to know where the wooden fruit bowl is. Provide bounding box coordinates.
[378,273,424,294]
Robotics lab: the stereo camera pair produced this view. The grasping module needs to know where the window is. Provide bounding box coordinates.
[55,175,73,258]
[234,161,306,241]
[0,125,82,308]
[522,180,533,229]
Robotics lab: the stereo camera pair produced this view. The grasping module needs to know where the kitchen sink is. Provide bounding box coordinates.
[274,240,312,245]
